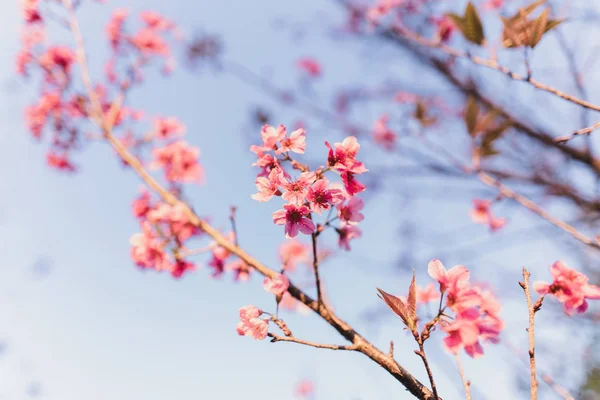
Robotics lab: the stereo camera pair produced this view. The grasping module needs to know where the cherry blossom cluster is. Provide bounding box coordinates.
[470,198,506,232]
[250,124,367,250]
[533,261,600,315]
[129,190,202,278]
[236,305,269,340]
[427,259,503,358]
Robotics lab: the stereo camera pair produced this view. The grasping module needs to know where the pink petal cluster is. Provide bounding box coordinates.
[151,140,203,183]
[372,114,397,151]
[432,16,455,42]
[470,199,506,232]
[416,283,441,304]
[151,117,186,139]
[428,259,503,358]
[273,204,315,238]
[263,273,290,295]
[325,136,367,196]
[129,190,203,279]
[296,58,322,78]
[533,261,600,315]
[295,380,315,398]
[278,239,310,271]
[236,305,269,340]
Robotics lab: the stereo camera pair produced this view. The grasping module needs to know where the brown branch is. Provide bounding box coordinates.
[519,268,539,400]
[478,172,600,250]
[268,333,359,351]
[555,120,600,143]
[541,375,575,400]
[61,2,435,398]
[454,353,472,400]
[388,24,600,113]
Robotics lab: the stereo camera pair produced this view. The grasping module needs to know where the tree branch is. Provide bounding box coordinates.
[268,333,359,351]
[519,268,539,400]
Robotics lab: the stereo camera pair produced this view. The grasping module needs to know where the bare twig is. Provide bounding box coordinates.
[555,120,600,143]
[519,268,539,400]
[415,342,439,399]
[311,232,324,304]
[454,353,472,400]
[268,333,359,351]
[541,375,575,400]
[478,172,600,250]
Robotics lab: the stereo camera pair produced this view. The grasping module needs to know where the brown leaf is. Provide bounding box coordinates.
[464,96,479,136]
[377,288,412,328]
[528,8,548,48]
[463,2,485,45]
[544,19,564,33]
[407,273,417,322]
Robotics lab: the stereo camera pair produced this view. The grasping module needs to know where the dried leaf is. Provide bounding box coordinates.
[407,273,417,322]
[377,288,413,328]
[463,2,485,45]
[446,13,466,34]
[413,101,436,127]
[464,96,479,136]
[528,8,548,48]
[544,19,564,33]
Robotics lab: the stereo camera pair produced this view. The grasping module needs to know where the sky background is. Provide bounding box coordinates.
[0,0,594,399]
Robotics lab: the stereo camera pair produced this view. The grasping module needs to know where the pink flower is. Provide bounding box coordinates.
[281,172,316,204]
[279,239,310,271]
[251,169,282,202]
[427,259,470,294]
[263,273,290,295]
[170,260,195,279]
[372,114,397,151]
[325,136,367,174]
[22,0,42,24]
[276,128,306,154]
[337,222,361,251]
[433,16,455,42]
[129,222,171,271]
[151,117,185,139]
[47,152,76,172]
[260,124,286,149]
[470,199,506,232]
[240,305,262,320]
[483,0,504,10]
[147,202,200,242]
[533,261,600,315]
[295,379,315,398]
[132,190,151,218]
[236,318,269,340]
[341,171,366,196]
[131,28,169,56]
[417,283,441,304]
[297,58,322,78]
[273,204,315,238]
[337,197,364,224]
[106,9,128,49]
[306,178,345,214]
[442,308,484,358]
[151,140,203,183]
[140,11,174,31]
[225,259,251,281]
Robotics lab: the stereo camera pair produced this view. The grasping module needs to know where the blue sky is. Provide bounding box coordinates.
[0,0,594,399]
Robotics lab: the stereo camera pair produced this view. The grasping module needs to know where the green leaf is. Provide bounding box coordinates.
[464,96,479,136]
[528,8,549,48]
[463,2,485,45]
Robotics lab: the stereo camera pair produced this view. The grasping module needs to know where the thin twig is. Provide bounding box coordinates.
[268,333,359,351]
[311,232,323,304]
[520,268,539,400]
[555,120,600,143]
[478,172,600,250]
[541,375,575,400]
[454,353,472,400]
[229,206,239,246]
[415,342,439,399]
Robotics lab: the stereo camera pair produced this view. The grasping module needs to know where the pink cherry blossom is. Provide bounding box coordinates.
[275,128,306,154]
[147,202,201,242]
[337,197,364,224]
[151,140,203,183]
[372,114,397,151]
[433,16,455,42]
[260,124,286,149]
[325,136,367,174]
[22,0,42,24]
[533,261,600,315]
[170,260,195,279]
[470,199,506,232]
[140,11,174,31]
[273,204,315,238]
[106,9,128,50]
[263,273,290,295]
[296,58,322,78]
[337,222,361,251]
[131,28,169,56]
[239,305,262,321]
[225,259,251,281]
[281,172,316,204]
[427,259,470,294]
[416,283,441,304]
[132,190,151,218]
[295,379,315,398]
[279,239,310,271]
[341,171,366,196]
[130,222,171,271]
[306,178,345,214]
[151,117,185,139]
[236,317,269,340]
[47,152,75,172]
[251,168,282,202]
